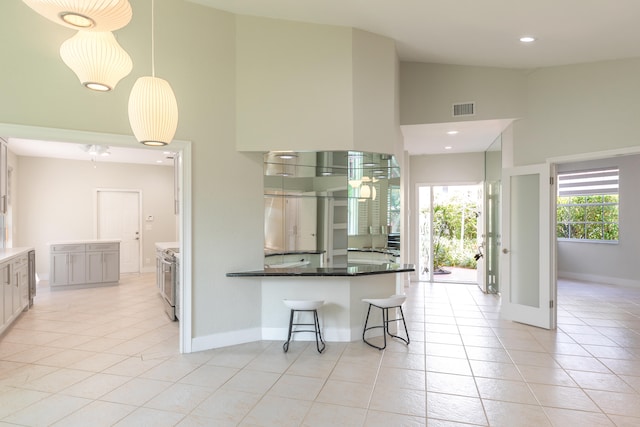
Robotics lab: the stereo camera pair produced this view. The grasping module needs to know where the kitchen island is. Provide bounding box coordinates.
[49,240,120,289]
[228,264,414,342]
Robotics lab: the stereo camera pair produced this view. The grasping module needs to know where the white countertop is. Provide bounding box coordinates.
[156,242,179,251]
[0,247,34,263]
[49,239,121,245]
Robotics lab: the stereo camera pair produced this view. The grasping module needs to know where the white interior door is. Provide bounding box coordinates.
[500,164,556,329]
[298,192,317,250]
[97,190,141,274]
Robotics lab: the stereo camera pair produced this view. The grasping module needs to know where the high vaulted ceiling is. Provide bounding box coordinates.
[191,0,640,155]
[191,0,640,69]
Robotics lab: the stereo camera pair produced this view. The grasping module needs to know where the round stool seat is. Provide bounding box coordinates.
[283,299,325,310]
[362,295,406,308]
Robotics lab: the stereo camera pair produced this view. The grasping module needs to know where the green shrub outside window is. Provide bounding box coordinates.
[556,194,619,241]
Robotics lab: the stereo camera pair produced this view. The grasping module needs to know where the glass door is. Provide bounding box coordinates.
[417,184,482,284]
[500,164,556,329]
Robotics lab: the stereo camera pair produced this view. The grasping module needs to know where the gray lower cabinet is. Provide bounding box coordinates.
[50,242,120,288]
[86,243,120,284]
[0,252,30,334]
[2,263,10,324]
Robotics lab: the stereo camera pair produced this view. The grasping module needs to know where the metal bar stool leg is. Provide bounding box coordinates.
[283,309,295,353]
[385,306,410,345]
[313,309,326,353]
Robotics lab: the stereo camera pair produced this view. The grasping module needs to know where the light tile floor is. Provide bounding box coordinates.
[1,274,640,426]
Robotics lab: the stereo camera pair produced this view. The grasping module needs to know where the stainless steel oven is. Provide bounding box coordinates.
[158,248,178,321]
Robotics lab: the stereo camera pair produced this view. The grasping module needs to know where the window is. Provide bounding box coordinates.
[556,168,619,241]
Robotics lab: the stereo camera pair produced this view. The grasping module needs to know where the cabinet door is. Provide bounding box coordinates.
[86,252,103,283]
[68,253,86,285]
[19,265,29,309]
[2,264,11,323]
[102,251,120,283]
[51,253,69,286]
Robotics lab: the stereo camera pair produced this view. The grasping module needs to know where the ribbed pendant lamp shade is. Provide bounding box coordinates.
[128,76,179,146]
[60,31,132,91]
[22,0,132,31]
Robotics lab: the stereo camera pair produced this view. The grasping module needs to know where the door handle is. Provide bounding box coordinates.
[502,248,509,254]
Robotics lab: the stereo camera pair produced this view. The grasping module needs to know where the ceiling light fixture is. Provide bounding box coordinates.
[444,146,453,150]
[22,0,132,31]
[519,36,536,43]
[83,144,110,156]
[128,0,179,147]
[59,31,132,91]
[447,130,459,135]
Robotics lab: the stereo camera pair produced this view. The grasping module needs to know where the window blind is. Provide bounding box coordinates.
[557,168,619,197]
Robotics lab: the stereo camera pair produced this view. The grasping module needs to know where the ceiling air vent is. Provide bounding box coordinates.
[452,102,475,117]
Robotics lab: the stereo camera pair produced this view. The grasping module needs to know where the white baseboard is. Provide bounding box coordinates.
[191,326,369,352]
[262,327,358,342]
[558,271,640,287]
[191,327,262,352]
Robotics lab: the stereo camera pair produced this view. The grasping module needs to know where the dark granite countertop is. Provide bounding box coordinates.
[264,250,326,257]
[227,263,415,277]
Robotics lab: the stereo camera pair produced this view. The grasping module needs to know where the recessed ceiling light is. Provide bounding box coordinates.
[447,130,458,135]
[156,160,163,163]
[444,146,453,150]
[519,36,536,43]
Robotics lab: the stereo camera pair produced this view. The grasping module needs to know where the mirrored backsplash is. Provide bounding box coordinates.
[264,151,400,268]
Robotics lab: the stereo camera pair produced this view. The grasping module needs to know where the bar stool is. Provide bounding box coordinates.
[282,299,326,353]
[362,295,410,350]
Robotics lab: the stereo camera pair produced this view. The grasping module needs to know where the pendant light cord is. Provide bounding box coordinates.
[151,0,155,77]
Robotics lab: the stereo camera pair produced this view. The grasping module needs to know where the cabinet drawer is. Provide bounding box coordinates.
[13,255,28,267]
[51,244,85,253]
[87,243,119,252]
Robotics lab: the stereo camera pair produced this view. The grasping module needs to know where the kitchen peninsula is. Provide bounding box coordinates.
[227,263,414,342]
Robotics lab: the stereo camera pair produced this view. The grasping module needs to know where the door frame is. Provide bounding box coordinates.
[93,188,143,274]
[0,123,193,354]
[414,180,483,284]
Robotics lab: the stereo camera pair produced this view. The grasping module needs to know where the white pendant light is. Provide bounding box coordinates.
[60,31,132,91]
[128,0,178,146]
[360,184,371,199]
[22,0,132,31]
[128,76,178,146]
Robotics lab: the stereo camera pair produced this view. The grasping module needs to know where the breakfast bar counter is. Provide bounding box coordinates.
[227,264,414,342]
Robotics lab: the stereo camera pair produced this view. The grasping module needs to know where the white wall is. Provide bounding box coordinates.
[399,62,527,125]
[15,156,176,278]
[556,154,640,286]
[514,58,640,165]
[352,30,399,154]
[235,16,354,152]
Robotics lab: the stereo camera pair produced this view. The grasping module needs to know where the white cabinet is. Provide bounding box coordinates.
[50,242,119,289]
